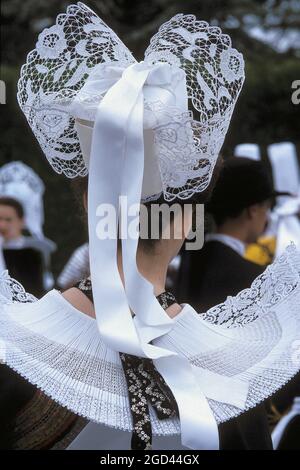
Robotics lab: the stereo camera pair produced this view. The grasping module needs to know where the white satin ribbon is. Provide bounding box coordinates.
[88,62,175,357]
[272,197,300,256]
[81,60,219,449]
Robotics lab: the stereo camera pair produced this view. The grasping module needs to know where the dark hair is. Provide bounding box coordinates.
[0,196,24,219]
[212,199,270,227]
[212,206,245,226]
[70,176,89,223]
[139,157,223,251]
[71,156,223,251]
[207,157,275,227]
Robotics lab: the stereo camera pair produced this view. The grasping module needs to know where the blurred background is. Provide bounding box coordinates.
[1,0,300,277]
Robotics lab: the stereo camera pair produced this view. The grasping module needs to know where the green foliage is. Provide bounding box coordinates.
[224,56,300,155]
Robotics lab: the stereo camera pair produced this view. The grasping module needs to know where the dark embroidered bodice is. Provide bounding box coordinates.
[74,277,179,450]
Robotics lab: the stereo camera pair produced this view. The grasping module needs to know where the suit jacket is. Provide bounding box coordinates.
[180,240,264,312]
[178,240,273,449]
[0,364,36,449]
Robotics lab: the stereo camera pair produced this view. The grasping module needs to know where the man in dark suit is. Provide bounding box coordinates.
[185,157,283,313]
[179,157,288,450]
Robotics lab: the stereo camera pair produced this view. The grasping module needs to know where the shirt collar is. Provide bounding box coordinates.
[2,236,26,249]
[205,233,246,257]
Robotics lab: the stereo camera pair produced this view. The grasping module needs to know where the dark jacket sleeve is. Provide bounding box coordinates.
[0,364,36,449]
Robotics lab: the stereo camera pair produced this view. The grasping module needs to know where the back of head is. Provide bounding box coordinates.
[207,157,274,226]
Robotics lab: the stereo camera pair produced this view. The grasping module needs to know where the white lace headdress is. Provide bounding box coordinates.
[15,2,247,449]
[17,2,244,197]
[0,161,45,239]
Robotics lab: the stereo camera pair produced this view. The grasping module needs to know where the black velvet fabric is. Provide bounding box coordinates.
[0,364,35,449]
[3,247,45,297]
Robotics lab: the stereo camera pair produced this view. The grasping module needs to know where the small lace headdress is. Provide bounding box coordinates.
[0,161,56,288]
[16,2,245,449]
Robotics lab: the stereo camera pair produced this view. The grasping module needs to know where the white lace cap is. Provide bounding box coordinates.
[234,143,261,161]
[17,2,245,200]
[0,161,45,239]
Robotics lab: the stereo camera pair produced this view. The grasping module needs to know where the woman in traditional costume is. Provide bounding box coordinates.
[1,2,300,450]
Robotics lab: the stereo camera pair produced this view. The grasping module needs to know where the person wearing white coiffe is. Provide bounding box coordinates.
[1,2,300,451]
[267,142,300,256]
[0,161,56,293]
[0,196,45,297]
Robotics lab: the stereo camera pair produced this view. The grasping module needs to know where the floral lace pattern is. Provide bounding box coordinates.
[17,3,244,199]
[0,270,36,304]
[17,2,135,178]
[148,102,233,200]
[202,243,300,328]
[145,14,244,119]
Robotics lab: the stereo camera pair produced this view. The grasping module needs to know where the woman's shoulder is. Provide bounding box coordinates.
[62,277,95,319]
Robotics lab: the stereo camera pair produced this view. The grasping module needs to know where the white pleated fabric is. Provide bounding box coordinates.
[57,243,90,289]
[1,243,300,447]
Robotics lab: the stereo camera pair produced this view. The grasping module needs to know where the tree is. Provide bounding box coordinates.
[2,0,300,66]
